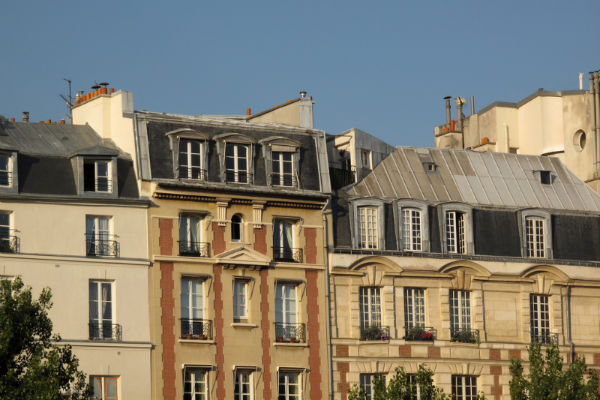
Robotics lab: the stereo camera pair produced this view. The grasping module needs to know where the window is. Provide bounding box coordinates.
[179,139,205,180]
[179,214,208,257]
[272,151,294,186]
[233,279,248,322]
[530,294,551,344]
[449,290,471,333]
[231,214,243,242]
[361,149,372,170]
[226,143,249,183]
[452,375,477,400]
[402,208,422,251]
[86,216,116,257]
[0,154,11,187]
[539,170,552,185]
[358,206,378,249]
[0,212,15,253]
[360,374,384,400]
[89,281,118,341]
[84,160,111,193]
[184,368,208,400]
[446,211,466,254]
[274,219,300,262]
[90,376,118,400]
[278,371,301,400]
[360,287,382,336]
[526,217,546,258]
[235,370,253,400]
[275,283,302,342]
[404,288,425,329]
[406,374,418,400]
[181,277,210,340]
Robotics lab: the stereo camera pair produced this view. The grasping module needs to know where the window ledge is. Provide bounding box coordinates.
[178,339,216,345]
[273,342,308,348]
[231,323,258,328]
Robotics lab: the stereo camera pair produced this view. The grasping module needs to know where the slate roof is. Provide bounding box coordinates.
[346,147,600,213]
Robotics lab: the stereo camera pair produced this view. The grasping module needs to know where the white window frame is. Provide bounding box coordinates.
[404,288,425,329]
[278,371,302,400]
[360,374,385,400]
[358,206,379,249]
[275,282,298,326]
[272,151,294,187]
[86,215,113,256]
[452,375,477,400]
[178,139,205,180]
[0,153,13,188]
[90,375,119,400]
[181,277,205,321]
[352,200,384,250]
[184,367,208,400]
[398,201,429,252]
[530,294,550,342]
[234,369,254,400]
[84,159,112,193]
[360,149,372,170]
[441,204,473,255]
[0,211,13,251]
[273,218,297,261]
[359,287,382,329]
[233,278,249,322]
[89,280,115,340]
[225,143,249,183]
[449,290,471,332]
[520,210,552,259]
[179,213,205,256]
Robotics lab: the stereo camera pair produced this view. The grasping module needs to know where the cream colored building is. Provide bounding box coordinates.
[0,120,152,399]
[434,72,600,193]
[328,146,600,400]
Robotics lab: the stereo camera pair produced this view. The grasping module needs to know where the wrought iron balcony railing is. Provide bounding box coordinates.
[273,247,303,263]
[84,178,112,193]
[0,235,18,253]
[178,241,210,257]
[181,318,213,340]
[450,328,479,344]
[531,332,558,345]
[404,325,436,341]
[225,170,252,184]
[0,171,13,187]
[275,322,306,343]
[360,325,391,341]
[271,173,297,188]
[86,235,119,257]
[89,322,122,341]
[178,167,207,180]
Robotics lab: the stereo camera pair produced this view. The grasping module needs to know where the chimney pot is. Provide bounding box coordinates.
[246,108,251,116]
[22,112,29,122]
[9,117,15,123]
[300,91,307,99]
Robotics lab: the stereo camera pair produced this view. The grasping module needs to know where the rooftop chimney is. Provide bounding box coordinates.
[246,108,252,116]
[444,96,451,125]
[300,90,307,99]
[22,112,29,122]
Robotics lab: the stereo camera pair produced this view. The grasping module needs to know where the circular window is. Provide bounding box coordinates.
[573,130,586,151]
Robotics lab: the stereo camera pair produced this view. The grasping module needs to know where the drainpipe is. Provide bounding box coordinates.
[594,72,600,177]
[322,198,334,400]
[591,73,597,174]
[567,285,575,363]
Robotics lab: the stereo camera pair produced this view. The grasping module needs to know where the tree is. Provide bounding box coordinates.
[509,341,600,400]
[0,277,91,399]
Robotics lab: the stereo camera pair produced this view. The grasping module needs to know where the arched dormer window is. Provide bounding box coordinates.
[214,133,255,184]
[439,203,474,255]
[231,214,243,242]
[166,129,209,181]
[351,199,385,250]
[520,210,552,259]
[259,136,301,188]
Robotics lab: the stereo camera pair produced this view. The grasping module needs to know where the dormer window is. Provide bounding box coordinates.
[423,162,437,172]
[520,210,552,259]
[539,170,552,185]
[178,139,205,180]
[259,136,301,189]
[226,143,249,183]
[84,160,111,193]
[272,151,294,187]
[0,154,11,187]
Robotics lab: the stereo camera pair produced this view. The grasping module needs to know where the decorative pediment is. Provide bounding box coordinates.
[214,245,270,269]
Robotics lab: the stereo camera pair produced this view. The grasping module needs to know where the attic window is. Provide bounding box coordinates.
[423,162,437,172]
[84,160,111,193]
[539,170,552,185]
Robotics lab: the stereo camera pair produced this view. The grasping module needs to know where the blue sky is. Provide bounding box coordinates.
[0,1,598,147]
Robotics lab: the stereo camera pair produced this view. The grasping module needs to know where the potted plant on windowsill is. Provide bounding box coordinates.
[290,337,297,343]
[198,334,206,340]
[185,333,192,340]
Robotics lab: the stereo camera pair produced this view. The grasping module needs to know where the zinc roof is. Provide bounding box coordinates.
[346,147,600,213]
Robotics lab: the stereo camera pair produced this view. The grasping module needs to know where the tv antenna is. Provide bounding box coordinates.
[59,78,73,124]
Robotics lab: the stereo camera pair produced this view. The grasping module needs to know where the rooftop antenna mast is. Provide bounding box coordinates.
[59,78,73,124]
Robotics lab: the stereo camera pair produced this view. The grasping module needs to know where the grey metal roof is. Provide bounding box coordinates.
[346,147,600,213]
[0,121,121,157]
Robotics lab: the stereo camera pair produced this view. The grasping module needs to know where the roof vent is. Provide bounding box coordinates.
[423,162,437,172]
[539,170,553,185]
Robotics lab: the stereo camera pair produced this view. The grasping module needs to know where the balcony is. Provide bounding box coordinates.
[179,241,210,257]
[404,325,436,341]
[450,328,479,344]
[178,167,207,181]
[273,247,303,263]
[89,322,122,341]
[360,325,390,341]
[275,322,306,343]
[86,235,119,257]
[0,235,18,253]
[271,173,297,188]
[181,318,213,340]
[531,332,558,345]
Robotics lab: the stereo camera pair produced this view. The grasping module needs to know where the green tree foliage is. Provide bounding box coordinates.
[509,341,600,400]
[0,277,91,399]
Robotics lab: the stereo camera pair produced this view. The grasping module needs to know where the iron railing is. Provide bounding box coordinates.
[404,325,436,341]
[275,322,306,343]
[450,328,479,344]
[0,171,13,187]
[360,325,391,341]
[86,235,119,257]
[89,322,122,341]
[180,318,213,340]
[531,332,558,345]
[271,174,297,187]
[0,235,18,253]
[84,178,112,193]
[273,247,303,263]
[178,241,210,257]
[178,167,207,180]
[225,171,252,184]
[329,167,355,190]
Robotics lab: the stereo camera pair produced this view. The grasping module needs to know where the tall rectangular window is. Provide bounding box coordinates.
[402,208,422,251]
[361,149,372,170]
[450,290,471,332]
[278,371,301,400]
[404,288,425,329]
[86,216,114,257]
[235,370,253,400]
[179,139,205,180]
[452,375,477,400]
[90,376,118,400]
[233,279,248,322]
[0,154,11,187]
[274,219,297,262]
[0,212,14,253]
[358,206,378,249]
[89,281,116,340]
[360,287,381,329]
[360,374,384,400]
[526,217,545,258]
[272,151,294,186]
[275,283,299,341]
[184,368,208,400]
[179,214,206,256]
[84,160,111,193]
[446,211,466,254]
[181,278,206,339]
[406,374,418,400]
[226,143,249,183]
[530,294,550,343]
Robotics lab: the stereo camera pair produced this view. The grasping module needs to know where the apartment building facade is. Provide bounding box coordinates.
[73,90,332,400]
[0,118,152,399]
[328,146,600,400]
